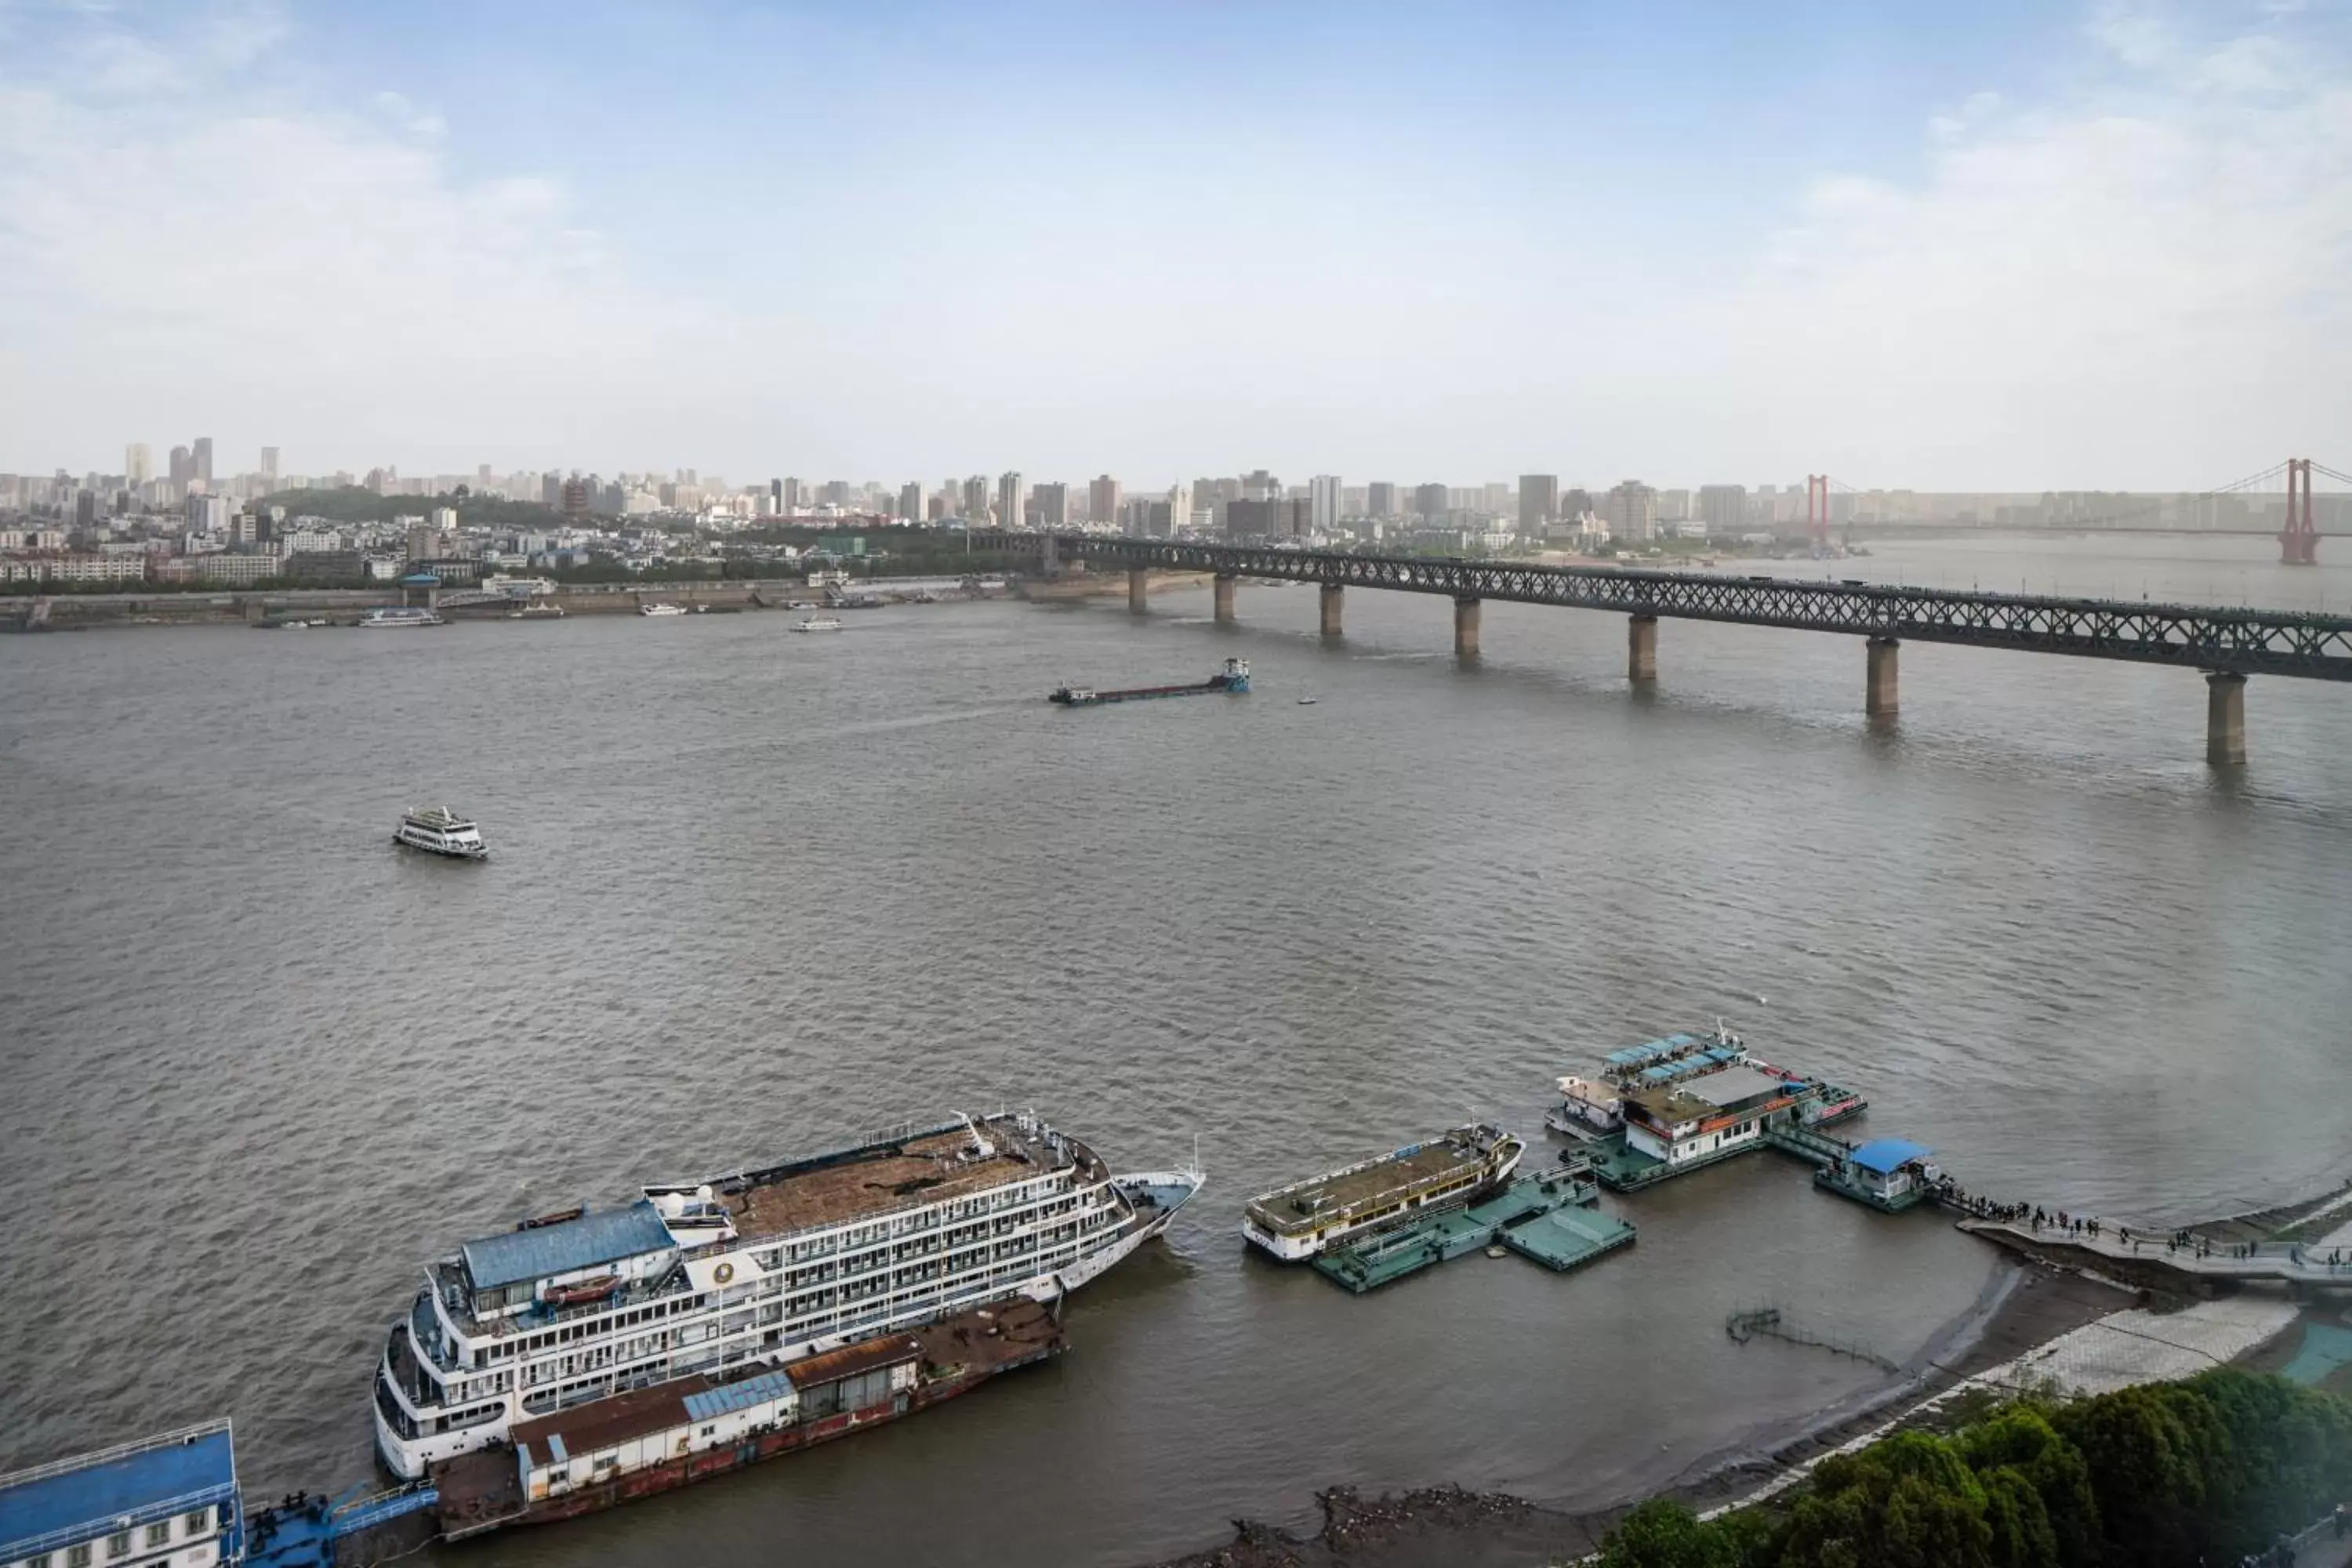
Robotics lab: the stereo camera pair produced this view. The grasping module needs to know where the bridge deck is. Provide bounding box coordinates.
[1006,534,2352,681]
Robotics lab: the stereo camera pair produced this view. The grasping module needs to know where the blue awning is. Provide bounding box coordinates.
[462,1200,677,1290]
[1849,1138,1933,1175]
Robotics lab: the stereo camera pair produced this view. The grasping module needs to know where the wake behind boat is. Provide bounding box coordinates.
[374,1110,1202,1479]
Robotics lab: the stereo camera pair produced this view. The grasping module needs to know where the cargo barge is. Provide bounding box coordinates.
[1243,1123,1523,1261]
[431,1299,1062,1539]
[1050,657,1249,705]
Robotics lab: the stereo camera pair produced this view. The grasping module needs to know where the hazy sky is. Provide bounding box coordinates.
[1,0,2346,490]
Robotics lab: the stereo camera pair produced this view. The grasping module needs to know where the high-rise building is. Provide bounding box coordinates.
[996,471,1024,532]
[74,489,96,528]
[1413,482,1448,521]
[1309,475,1341,534]
[260,446,281,484]
[782,477,801,514]
[1606,480,1657,543]
[125,443,152,486]
[769,477,784,514]
[961,475,990,521]
[1226,498,1308,538]
[1656,488,1691,522]
[560,476,590,519]
[185,493,229,533]
[169,445,193,485]
[1367,481,1397,518]
[542,472,563,508]
[892,481,918,521]
[1242,469,1278,502]
[193,437,214,485]
[1564,488,1595,521]
[821,480,850,507]
[1519,474,1559,533]
[1166,483,1192,538]
[1033,481,1068,528]
[1088,474,1121,527]
[1697,485,1747,535]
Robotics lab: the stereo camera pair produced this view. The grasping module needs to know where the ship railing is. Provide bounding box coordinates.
[1253,1162,1487,1236]
[0,1417,234,1493]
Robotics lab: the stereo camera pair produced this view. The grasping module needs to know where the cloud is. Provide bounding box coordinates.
[1623,0,2352,485]
[0,0,721,471]
[0,0,2344,487]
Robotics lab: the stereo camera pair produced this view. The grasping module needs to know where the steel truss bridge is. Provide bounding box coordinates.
[1008,535,2352,681]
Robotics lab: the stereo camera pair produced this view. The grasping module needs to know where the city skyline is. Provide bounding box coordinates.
[2,1,2347,487]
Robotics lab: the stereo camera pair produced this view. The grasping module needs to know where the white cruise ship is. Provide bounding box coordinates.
[374,1111,1202,1478]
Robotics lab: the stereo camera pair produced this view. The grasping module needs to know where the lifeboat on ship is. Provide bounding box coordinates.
[542,1275,621,1308]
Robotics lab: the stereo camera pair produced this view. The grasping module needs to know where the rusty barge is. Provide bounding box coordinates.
[433,1298,1063,1539]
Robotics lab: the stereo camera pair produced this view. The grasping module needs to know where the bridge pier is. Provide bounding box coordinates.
[1127,568,1149,615]
[1213,573,1236,624]
[2206,672,2246,765]
[1454,597,1481,658]
[1627,615,1657,681]
[1866,637,1899,716]
[1319,583,1344,637]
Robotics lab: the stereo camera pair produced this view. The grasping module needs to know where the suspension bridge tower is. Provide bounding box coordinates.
[2281,458,2318,565]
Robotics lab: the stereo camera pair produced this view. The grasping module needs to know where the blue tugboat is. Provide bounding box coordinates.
[1051,657,1250,706]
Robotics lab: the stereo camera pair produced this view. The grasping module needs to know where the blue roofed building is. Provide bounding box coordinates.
[1817,1138,1940,1212]
[0,1419,241,1568]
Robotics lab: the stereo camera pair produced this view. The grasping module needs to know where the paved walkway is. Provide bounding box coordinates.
[1959,1218,2352,1288]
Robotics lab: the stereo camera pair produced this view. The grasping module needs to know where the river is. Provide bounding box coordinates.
[3,533,2348,1565]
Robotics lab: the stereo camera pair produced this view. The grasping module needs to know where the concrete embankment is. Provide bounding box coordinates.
[1015,569,1213,601]
[2,579,996,631]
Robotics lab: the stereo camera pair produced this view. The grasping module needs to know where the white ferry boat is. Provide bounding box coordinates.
[394,806,489,860]
[639,603,688,617]
[1242,1123,1522,1262]
[374,1111,1202,1479]
[791,615,843,633]
[360,608,445,628]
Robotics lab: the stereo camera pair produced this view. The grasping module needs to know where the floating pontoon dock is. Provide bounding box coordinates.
[1310,1158,1636,1294]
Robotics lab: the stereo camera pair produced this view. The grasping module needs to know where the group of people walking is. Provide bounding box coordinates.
[1927,1179,2350,1272]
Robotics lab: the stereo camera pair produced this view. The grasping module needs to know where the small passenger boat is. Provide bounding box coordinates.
[360,608,445,629]
[792,615,844,633]
[1243,1123,1523,1261]
[639,604,688,617]
[394,806,488,860]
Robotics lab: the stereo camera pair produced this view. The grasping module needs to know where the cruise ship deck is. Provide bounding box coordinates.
[727,1118,1087,1240]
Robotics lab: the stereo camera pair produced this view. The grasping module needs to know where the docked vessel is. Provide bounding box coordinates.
[506,602,565,620]
[791,615,844,633]
[1243,1123,1523,1262]
[1050,657,1250,706]
[432,1299,1062,1539]
[373,1110,1202,1479]
[394,807,488,860]
[359,608,444,628]
[639,603,688,617]
[1547,1023,1868,1192]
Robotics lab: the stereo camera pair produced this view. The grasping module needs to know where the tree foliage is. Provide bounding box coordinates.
[1595,1369,2352,1568]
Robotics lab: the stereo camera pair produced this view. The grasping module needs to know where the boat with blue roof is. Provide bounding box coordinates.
[1547,1023,1868,1192]
[0,1420,243,1568]
[372,1110,1200,1481]
[1816,1138,1941,1212]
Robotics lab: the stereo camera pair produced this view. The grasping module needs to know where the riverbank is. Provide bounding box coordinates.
[1,579,1010,630]
[1140,1257,2132,1567]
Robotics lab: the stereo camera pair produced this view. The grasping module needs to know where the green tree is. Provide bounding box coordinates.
[1595,1499,1754,1568]
[1780,1432,1994,1568]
